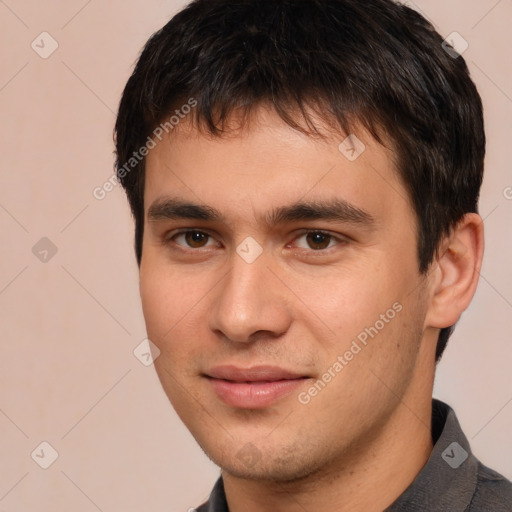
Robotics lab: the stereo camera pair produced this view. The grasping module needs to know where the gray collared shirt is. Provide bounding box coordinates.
[196,399,512,511]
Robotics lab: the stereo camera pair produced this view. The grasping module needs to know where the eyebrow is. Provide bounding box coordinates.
[147,197,375,228]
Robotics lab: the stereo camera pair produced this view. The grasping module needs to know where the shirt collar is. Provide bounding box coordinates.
[198,399,478,512]
[198,476,228,512]
[386,399,477,511]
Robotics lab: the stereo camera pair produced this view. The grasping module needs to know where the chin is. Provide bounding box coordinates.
[224,460,324,485]
[200,439,327,484]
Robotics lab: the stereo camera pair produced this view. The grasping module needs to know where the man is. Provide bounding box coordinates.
[114,0,512,510]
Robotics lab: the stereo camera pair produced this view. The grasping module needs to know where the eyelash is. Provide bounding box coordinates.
[165,229,346,254]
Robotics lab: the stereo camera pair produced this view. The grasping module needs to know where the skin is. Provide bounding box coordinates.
[139,106,484,511]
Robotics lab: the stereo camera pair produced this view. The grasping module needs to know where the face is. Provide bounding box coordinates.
[140,107,433,482]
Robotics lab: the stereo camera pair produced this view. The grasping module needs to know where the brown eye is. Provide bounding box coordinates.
[170,230,215,249]
[305,232,333,250]
[184,231,209,248]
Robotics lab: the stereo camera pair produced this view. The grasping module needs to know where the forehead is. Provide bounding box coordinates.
[143,107,413,230]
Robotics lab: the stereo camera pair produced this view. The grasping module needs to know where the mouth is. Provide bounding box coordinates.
[204,365,311,409]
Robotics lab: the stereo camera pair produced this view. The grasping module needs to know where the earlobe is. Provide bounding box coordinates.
[425,213,485,329]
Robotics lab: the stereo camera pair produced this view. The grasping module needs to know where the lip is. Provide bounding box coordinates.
[205,365,310,409]
[206,365,306,382]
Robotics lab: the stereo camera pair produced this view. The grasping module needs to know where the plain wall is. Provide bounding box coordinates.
[1,1,511,510]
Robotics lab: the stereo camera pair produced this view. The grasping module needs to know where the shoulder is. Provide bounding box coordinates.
[466,462,512,511]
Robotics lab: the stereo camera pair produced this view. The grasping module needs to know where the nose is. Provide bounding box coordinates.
[207,250,293,344]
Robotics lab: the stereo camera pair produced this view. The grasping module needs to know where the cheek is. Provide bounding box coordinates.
[309,259,421,374]
[140,260,188,345]
[288,261,398,342]
[139,258,212,367]
[139,270,171,339]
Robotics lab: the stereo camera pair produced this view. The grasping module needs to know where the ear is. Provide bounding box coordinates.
[424,213,485,329]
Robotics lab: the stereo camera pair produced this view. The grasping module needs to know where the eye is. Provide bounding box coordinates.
[166,229,345,253]
[170,230,218,249]
[293,231,342,251]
